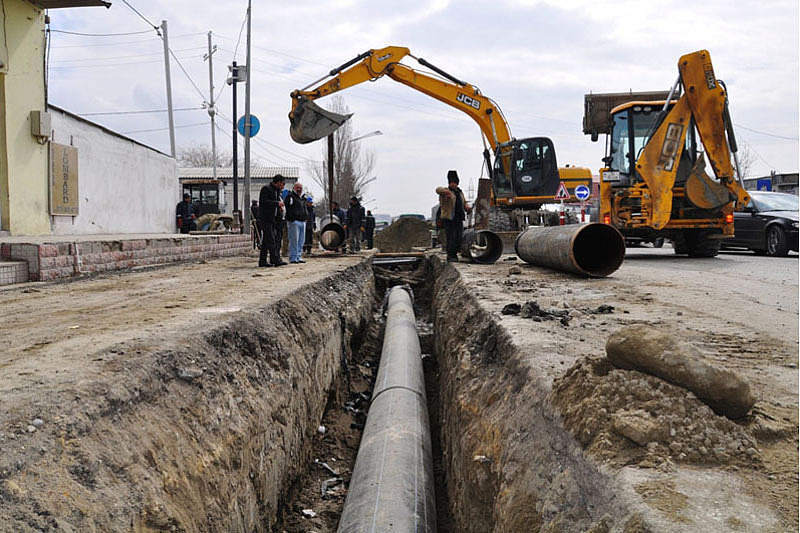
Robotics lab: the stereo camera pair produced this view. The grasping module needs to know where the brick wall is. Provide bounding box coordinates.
[1,235,251,282]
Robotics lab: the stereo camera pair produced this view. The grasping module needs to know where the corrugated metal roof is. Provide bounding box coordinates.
[29,0,111,8]
[178,167,300,179]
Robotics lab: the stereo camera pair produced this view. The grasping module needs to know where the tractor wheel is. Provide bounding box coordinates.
[652,237,665,248]
[686,230,721,258]
[766,225,789,257]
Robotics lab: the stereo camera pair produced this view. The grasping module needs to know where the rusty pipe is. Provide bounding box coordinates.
[514,223,625,277]
[461,229,503,264]
[318,214,346,250]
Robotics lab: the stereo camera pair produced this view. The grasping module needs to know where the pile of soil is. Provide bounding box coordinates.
[551,357,761,469]
[374,217,431,252]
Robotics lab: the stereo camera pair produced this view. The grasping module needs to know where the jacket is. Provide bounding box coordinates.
[305,205,316,230]
[346,203,365,227]
[364,214,375,234]
[285,191,307,222]
[259,184,283,224]
[175,200,196,223]
[436,186,468,221]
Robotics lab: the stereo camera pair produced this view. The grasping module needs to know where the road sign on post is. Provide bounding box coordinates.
[574,184,590,201]
[237,114,260,137]
[555,182,571,201]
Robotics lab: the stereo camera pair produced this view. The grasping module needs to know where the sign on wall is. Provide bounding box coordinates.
[50,143,79,215]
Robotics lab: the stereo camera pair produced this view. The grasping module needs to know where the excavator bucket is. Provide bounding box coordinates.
[685,153,734,210]
[289,99,353,144]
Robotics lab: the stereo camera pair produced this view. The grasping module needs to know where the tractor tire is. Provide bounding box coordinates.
[488,208,514,232]
[766,225,789,257]
[652,237,665,248]
[672,234,689,255]
[686,230,721,258]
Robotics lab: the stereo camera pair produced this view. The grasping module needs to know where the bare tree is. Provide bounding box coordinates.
[735,142,758,179]
[306,96,376,212]
[177,144,233,168]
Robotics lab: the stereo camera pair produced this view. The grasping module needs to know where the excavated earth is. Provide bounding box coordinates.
[0,248,795,532]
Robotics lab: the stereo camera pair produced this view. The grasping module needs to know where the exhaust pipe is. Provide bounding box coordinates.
[337,287,436,533]
[318,215,346,251]
[461,229,503,264]
[515,223,625,277]
[289,99,352,144]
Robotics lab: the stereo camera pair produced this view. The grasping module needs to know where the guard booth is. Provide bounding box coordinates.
[181,179,222,216]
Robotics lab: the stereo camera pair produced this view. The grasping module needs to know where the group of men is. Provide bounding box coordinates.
[255,174,317,267]
[331,197,376,253]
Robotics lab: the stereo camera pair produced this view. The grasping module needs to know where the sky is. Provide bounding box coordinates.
[48,0,799,216]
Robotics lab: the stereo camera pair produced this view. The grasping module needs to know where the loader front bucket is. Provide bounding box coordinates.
[685,153,734,210]
[289,99,353,144]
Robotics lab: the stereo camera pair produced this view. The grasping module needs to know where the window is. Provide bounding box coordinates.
[609,111,629,175]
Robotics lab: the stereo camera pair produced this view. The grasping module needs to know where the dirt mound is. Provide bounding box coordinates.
[375,217,430,252]
[551,357,761,469]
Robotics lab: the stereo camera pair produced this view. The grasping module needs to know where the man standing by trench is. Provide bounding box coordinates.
[304,196,316,256]
[345,196,365,253]
[258,175,286,267]
[285,182,307,263]
[364,210,376,249]
[436,170,471,262]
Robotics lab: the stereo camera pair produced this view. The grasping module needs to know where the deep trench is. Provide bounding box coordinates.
[273,257,453,532]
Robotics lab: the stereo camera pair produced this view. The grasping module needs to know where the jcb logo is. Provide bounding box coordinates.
[457,93,480,110]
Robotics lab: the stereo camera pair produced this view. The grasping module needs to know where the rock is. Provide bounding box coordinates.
[177,367,204,381]
[31,418,44,427]
[27,425,36,433]
[612,409,667,446]
[508,266,522,275]
[301,509,317,518]
[501,303,521,315]
[606,325,756,419]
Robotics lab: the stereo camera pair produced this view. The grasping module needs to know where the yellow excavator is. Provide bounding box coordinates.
[584,50,750,256]
[289,46,591,230]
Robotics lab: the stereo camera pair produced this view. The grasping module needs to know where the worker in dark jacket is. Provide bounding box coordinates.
[345,196,365,253]
[364,210,376,249]
[303,196,316,255]
[332,200,347,253]
[285,182,307,263]
[175,193,197,234]
[435,170,471,262]
[258,174,286,267]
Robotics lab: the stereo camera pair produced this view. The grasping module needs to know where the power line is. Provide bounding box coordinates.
[49,28,153,37]
[78,107,203,116]
[119,0,160,33]
[50,32,205,48]
[168,46,207,101]
[123,121,208,134]
[734,123,798,141]
[50,46,205,63]
[232,11,247,61]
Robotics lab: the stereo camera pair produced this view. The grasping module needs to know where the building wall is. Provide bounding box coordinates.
[0,1,49,235]
[50,109,178,234]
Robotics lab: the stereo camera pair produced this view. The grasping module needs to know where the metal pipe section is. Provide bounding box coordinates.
[318,214,346,250]
[515,223,625,277]
[337,287,436,533]
[461,229,503,264]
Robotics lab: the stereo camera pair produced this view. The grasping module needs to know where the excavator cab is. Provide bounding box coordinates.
[491,137,560,200]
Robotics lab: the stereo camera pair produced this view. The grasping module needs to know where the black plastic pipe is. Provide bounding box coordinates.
[515,223,625,277]
[461,229,503,264]
[337,287,436,533]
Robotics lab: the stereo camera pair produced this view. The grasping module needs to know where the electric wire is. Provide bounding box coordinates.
[48,28,153,37]
[50,32,205,48]
[168,47,208,101]
[119,0,160,33]
[734,124,798,141]
[123,121,208,134]
[78,107,203,116]
[50,46,205,64]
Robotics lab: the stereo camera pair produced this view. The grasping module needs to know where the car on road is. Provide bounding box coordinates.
[722,191,798,256]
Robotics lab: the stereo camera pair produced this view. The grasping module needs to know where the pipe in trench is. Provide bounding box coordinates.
[460,229,503,264]
[319,214,346,250]
[337,286,436,533]
[515,223,626,277]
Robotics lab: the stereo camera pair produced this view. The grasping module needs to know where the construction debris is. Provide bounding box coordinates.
[374,217,431,252]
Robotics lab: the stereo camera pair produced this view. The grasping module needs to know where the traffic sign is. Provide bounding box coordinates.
[554,182,571,201]
[237,114,260,137]
[574,184,591,200]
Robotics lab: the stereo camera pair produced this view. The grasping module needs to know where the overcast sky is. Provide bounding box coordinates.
[49,0,798,216]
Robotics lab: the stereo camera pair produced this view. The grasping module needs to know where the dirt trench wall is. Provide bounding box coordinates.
[0,262,374,532]
[431,258,639,532]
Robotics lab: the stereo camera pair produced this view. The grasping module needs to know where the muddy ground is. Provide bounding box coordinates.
[454,247,798,531]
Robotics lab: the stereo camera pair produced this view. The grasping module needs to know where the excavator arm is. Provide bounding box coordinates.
[636,50,750,229]
[289,46,512,149]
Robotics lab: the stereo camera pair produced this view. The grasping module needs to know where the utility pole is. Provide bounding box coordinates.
[242,0,252,234]
[327,134,335,218]
[204,31,218,179]
[161,20,175,157]
[230,61,239,224]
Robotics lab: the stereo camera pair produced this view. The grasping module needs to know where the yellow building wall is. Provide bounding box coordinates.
[0,0,49,235]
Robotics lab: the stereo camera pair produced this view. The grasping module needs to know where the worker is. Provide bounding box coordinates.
[258,174,286,267]
[436,170,471,262]
[345,196,365,253]
[175,193,197,234]
[364,210,376,249]
[285,182,307,263]
[332,200,347,253]
[304,196,316,256]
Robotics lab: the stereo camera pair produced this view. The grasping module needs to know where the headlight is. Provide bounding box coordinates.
[792,221,798,229]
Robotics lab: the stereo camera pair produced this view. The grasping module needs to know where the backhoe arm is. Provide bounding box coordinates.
[289,46,512,149]
[636,50,750,229]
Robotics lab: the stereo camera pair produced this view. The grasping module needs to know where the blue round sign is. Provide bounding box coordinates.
[574,184,591,200]
[237,114,260,137]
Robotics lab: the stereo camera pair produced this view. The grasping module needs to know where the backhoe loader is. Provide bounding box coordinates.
[584,50,750,257]
[288,46,591,231]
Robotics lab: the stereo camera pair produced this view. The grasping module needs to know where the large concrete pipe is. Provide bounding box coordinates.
[514,223,625,277]
[460,229,503,264]
[319,214,346,250]
[337,286,436,533]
